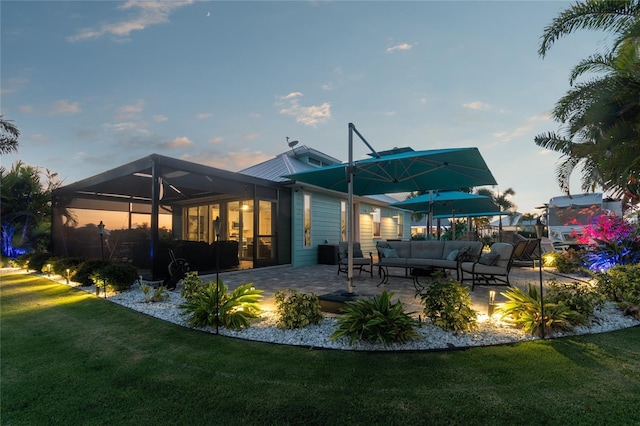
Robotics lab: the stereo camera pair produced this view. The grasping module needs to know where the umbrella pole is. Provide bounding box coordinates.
[347,124,354,294]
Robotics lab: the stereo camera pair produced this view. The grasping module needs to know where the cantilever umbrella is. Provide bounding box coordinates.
[286,124,498,293]
[392,191,502,240]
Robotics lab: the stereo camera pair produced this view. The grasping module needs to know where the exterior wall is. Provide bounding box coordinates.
[290,192,411,267]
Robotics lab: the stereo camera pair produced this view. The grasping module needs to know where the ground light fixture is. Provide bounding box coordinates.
[66,268,70,284]
[47,263,51,277]
[213,216,222,335]
[535,217,546,339]
[97,221,107,299]
[488,290,496,317]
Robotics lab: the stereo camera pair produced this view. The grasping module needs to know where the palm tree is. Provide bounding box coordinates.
[475,187,517,234]
[536,0,640,203]
[0,115,20,155]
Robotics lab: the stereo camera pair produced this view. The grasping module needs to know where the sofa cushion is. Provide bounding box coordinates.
[410,241,444,259]
[446,250,459,261]
[381,248,399,258]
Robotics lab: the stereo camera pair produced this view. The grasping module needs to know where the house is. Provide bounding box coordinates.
[51,146,411,279]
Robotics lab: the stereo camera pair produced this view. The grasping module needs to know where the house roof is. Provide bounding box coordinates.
[240,145,341,182]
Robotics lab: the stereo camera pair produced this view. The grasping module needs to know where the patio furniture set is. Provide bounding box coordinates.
[337,240,517,291]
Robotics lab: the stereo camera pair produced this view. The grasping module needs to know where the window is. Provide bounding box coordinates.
[303,193,311,247]
[340,200,347,242]
[372,207,381,238]
[396,213,403,238]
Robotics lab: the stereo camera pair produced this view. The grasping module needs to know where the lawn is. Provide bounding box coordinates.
[2,272,639,425]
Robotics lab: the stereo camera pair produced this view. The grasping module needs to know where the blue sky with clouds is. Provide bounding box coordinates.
[1,1,612,213]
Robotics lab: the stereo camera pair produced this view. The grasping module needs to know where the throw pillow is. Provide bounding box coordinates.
[353,248,364,258]
[446,250,459,261]
[456,246,471,261]
[478,253,499,266]
[382,248,399,258]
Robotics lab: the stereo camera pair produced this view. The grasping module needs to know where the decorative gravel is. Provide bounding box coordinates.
[74,279,640,352]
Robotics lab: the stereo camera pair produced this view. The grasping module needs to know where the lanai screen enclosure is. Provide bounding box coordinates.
[52,154,292,279]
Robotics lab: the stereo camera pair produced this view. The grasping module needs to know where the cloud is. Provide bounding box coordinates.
[160,136,194,149]
[67,0,194,42]
[116,100,145,120]
[386,42,414,53]
[196,112,213,119]
[381,111,396,117]
[278,92,331,127]
[1,77,29,95]
[18,105,34,113]
[493,113,552,143]
[209,136,223,144]
[463,101,491,111]
[48,100,81,115]
[153,115,168,122]
[103,121,150,135]
[243,133,259,142]
[181,150,272,172]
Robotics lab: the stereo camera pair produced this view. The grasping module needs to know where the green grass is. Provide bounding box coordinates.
[2,273,640,425]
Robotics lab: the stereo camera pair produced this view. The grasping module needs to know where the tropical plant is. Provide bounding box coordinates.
[547,248,588,275]
[141,284,169,303]
[72,259,110,286]
[180,271,205,299]
[593,263,640,302]
[180,281,263,330]
[536,0,640,203]
[418,278,478,332]
[497,285,586,336]
[274,289,323,329]
[330,291,420,345]
[545,279,605,321]
[0,115,19,155]
[1,162,61,257]
[475,187,517,232]
[575,214,640,271]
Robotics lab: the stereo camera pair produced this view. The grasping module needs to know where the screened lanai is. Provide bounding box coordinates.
[52,154,292,280]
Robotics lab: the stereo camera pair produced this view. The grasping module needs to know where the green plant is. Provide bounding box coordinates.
[330,291,420,345]
[180,280,263,330]
[91,262,138,292]
[28,251,50,273]
[549,249,588,275]
[73,259,110,286]
[274,289,323,329]
[497,285,586,336]
[593,264,640,318]
[545,279,604,322]
[52,257,84,277]
[141,284,169,303]
[180,271,204,299]
[418,278,478,332]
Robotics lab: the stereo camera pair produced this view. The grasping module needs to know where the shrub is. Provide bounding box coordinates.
[274,289,323,329]
[593,264,640,319]
[545,279,604,322]
[92,262,138,292]
[179,281,263,330]
[418,278,477,332]
[576,214,640,272]
[549,249,588,275]
[73,259,110,286]
[330,291,420,345]
[141,284,169,303]
[496,285,586,336]
[28,252,50,273]
[180,271,205,299]
[52,257,85,277]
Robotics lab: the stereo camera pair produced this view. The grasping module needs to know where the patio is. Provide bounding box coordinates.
[203,261,582,316]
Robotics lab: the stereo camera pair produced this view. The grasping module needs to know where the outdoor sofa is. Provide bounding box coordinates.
[375,240,483,285]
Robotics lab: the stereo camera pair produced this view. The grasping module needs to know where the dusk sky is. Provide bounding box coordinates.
[1,1,613,213]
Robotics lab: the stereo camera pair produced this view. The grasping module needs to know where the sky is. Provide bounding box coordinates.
[1,0,615,214]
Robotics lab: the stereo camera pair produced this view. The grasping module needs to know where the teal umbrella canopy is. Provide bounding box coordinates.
[285,148,497,195]
[391,191,501,217]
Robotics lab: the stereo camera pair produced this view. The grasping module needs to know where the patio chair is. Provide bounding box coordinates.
[337,242,373,277]
[511,239,539,268]
[460,242,515,291]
